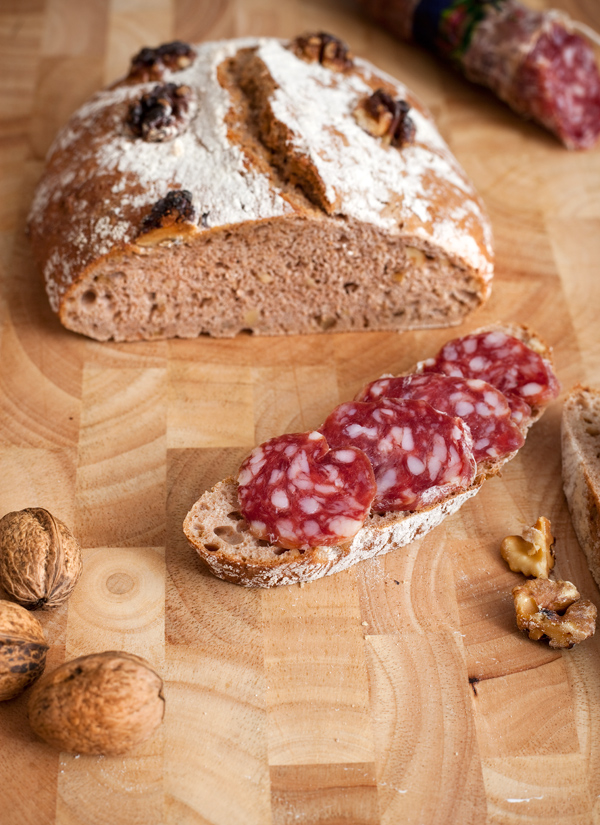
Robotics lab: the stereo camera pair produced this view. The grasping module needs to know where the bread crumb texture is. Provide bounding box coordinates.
[28,36,494,341]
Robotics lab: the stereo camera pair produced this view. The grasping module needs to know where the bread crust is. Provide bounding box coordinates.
[562,384,600,590]
[28,36,494,342]
[184,324,557,587]
[183,476,482,587]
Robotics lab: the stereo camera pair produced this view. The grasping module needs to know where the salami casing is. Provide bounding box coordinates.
[320,398,476,512]
[356,372,525,462]
[421,329,560,410]
[237,431,377,550]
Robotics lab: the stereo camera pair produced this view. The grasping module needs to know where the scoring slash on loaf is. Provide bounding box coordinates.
[184,324,559,587]
[562,384,600,591]
[28,33,493,342]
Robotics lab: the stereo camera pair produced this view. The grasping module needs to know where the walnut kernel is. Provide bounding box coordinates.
[512,578,597,649]
[128,83,195,142]
[405,246,427,266]
[290,32,353,72]
[354,89,416,148]
[0,600,48,701]
[0,508,82,609]
[27,651,165,755]
[127,41,196,83]
[501,516,555,578]
[138,189,197,242]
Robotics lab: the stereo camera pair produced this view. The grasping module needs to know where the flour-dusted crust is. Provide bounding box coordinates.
[28,35,494,342]
[184,324,557,587]
[562,385,600,590]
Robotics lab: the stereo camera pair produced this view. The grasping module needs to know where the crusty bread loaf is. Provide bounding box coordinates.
[184,324,556,587]
[562,385,600,590]
[28,34,493,342]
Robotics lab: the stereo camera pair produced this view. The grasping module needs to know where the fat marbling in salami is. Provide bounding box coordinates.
[237,431,377,550]
[356,372,525,462]
[421,330,560,411]
[320,398,476,512]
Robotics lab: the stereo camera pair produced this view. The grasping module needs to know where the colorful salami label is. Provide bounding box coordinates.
[413,0,506,62]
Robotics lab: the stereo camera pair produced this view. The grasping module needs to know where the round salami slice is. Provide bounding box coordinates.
[356,373,525,463]
[421,330,560,411]
[320,399,476,513]
[237,431,377,551]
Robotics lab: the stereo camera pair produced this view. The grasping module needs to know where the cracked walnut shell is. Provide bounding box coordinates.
[512,578,597,649]
[501,516,555,578]
[28,651,165,755]
[0,508,82,609]
[0,600,48,701]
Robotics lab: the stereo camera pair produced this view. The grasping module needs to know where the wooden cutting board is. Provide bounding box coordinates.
[1,1,600,823]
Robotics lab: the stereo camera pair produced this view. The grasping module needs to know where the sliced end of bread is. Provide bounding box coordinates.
[562,385,600,590]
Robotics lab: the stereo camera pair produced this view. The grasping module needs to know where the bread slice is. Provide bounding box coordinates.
[184,324,557,587]
[562,385,600,589]
[28,35,493,342]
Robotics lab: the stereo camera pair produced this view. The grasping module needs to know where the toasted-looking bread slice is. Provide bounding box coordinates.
[184,324,558,587]
[562,385,600,590]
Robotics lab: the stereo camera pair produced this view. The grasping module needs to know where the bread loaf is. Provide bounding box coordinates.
[28,34,494,342]
[562,385,600,590]
[184,325,557,587]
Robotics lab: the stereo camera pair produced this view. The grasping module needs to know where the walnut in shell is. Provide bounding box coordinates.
[0,600,48,701]
[0,508,82,609]
[27,651,165,755]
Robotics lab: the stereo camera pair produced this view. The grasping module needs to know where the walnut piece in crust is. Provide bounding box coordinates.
[126,40,196,83]
[137,189,198,246]
[512,578,597,649]
[127,83,195,142]
[501,516,555,578]
[289,32,354,72]
[353,89,416,148]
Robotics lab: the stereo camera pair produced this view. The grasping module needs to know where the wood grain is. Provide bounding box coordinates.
[1,1,600,823]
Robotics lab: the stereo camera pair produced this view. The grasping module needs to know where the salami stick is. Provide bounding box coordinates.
[356,0,600,149]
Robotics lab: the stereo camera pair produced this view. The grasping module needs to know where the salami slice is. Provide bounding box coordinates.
[320,398,476,512]
[421,330,560,411]
[237,431,377,550]
[356,372,525,462]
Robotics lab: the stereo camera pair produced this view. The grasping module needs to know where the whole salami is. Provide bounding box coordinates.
[356,372,525,462]
[420,329,560,411]
[356,0,600,149]
[320,398,476,512]
[237,431,377,550]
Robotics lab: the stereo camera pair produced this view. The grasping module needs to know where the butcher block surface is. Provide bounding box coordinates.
[1,1,600,823]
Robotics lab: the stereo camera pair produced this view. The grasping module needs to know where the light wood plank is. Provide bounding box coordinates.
[263,571,376,766]
[76,367,166,546]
